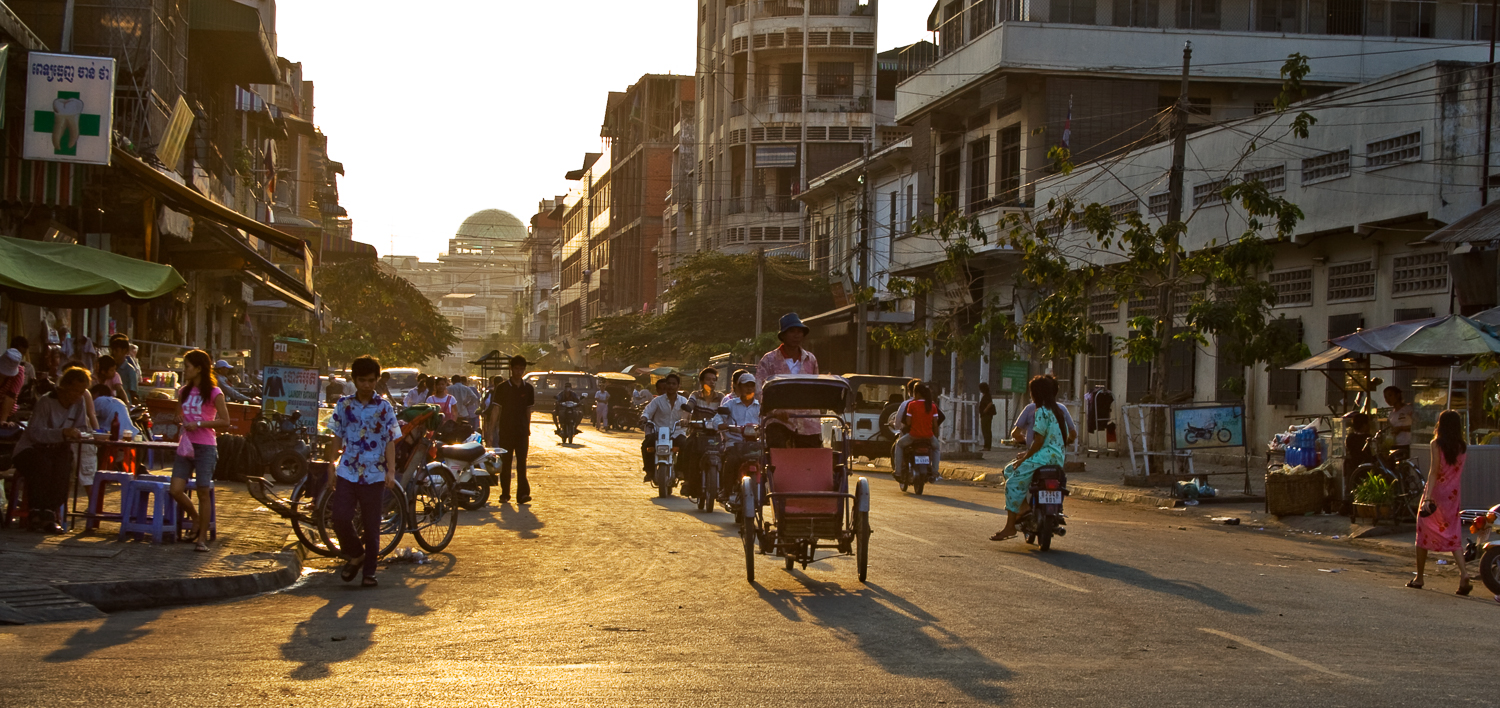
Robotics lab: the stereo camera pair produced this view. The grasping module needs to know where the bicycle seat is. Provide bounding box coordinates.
[438,441,486,462]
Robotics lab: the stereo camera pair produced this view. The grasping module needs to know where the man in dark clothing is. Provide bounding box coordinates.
[491,355,536,504]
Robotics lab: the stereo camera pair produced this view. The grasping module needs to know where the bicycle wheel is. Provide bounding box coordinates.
[317,483,405,559]
[290,480,338,557]
[1393,462,1426,521]
[410,466,459,553]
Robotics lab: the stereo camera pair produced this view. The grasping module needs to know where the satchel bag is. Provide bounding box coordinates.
[176,430,195,459]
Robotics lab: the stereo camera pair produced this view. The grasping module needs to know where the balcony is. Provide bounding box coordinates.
[735,94,872,115]
[728,0,872,24]
[727,195,802,215]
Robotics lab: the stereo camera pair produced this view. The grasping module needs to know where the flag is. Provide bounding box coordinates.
[262,139,277,204]
[1062,95,1072,150]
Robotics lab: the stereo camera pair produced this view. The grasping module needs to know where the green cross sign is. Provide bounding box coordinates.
[32,91,101,157]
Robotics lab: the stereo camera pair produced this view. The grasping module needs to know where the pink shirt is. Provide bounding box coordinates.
[756,346,820,437]
[180,386,222,446]
[426,394,457,422]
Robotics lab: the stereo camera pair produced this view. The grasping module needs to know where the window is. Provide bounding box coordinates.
[1367,131,1422,169]
[1328,260,1376,302]
[1245,164,1286,192]
[968,137,990,211]
[1325,0,1364,34]
[905,184,915,232]
[1389,1,1435,37]
[1086,333,1113,389]
[1148,192,1171,216]
[1269,267,1313,307]
[816,62,854,97]
[939,148,962,215]
[1302,148,1351,183]
[1192,178,1229,208]
[889,191,899,239]
[1129,292,1159,319]
[1113,0,1159,26]
[1109,198,1139,221]
[1177,0,1220,28]
[1090,291,1120,323]
[1257,0,1299,31]
[1216,335,1245,403]
[1126,341,1152,403]
[1392,251,1449,295]
[1267,318,1304,406]
[1164,328,1196,401]
[1050,0,1097,24]
[997,125,1022,206]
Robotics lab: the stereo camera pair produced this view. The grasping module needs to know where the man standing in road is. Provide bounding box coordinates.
[328,355,400,588]
[1384,385,1415,462]
[756,312,821,448]
[492,355,535,504]
[449,374,481,430]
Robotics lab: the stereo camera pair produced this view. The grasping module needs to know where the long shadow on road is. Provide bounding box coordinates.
[1029,549,1260,615]
[43,608,167,663]
[279,552,455,680]
[649,496,740,539]
[755,575,1011,702]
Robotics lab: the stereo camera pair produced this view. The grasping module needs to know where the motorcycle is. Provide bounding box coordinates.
[896,436,938,495]
[555,400,582,444]
[1018,464,1069,551]
[719,423,763,517]
[648,422,682,499]
[685,405,730,513]
[430,430,501,511]
[249,409,310,484]
[129,404,155,441]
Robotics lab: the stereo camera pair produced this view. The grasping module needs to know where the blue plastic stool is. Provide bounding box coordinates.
[174,480,217,542]
[117,477,179,544]
[84,471,136,531]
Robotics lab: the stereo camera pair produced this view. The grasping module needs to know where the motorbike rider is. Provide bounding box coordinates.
[680,367,721,498]
[213,360,254,404]
[892,382,945,480]
[555,382,582,434]
[640,373,689,483]
[718,372,762,480]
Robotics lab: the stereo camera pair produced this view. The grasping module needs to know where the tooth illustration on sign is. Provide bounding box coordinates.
[51,97,84,152]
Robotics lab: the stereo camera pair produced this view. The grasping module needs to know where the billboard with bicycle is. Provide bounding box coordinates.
[1170,405,1245,450]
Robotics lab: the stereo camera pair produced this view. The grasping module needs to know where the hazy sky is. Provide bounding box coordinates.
[275,1,934,261]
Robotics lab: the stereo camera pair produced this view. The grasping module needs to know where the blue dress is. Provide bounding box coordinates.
[1003,405,1066,513]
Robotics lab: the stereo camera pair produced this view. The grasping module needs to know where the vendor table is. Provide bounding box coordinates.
[66,438,181,530]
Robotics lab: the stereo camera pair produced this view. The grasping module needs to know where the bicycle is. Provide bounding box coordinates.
[1356,426,1426,521]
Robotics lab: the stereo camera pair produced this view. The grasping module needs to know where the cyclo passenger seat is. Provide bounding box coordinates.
[438,441,486,463]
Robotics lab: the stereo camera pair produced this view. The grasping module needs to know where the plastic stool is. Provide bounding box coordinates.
[2,473,66,530]
[174,480,217,542]
[84,471,136,531]
[117,478,178,544]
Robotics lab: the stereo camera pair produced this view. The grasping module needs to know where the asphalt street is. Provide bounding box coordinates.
[2,419,1496,707]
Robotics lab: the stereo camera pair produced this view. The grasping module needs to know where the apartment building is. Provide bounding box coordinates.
[524,198,564,344]
[553,152,610,363]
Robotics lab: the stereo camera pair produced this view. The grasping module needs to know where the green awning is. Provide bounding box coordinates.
[0,236,185,307]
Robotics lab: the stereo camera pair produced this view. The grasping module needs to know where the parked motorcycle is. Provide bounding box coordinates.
[649,422,682,499]
[431,430,500,511]
[129,404,154,441]
[1018,464,1069,551]
[555,401,582,444]
[249,410,310,484]
[896,436,938,495]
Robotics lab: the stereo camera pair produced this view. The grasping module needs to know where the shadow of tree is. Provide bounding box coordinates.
[1030,550,1261,615]
[754,576,1011,702]
[43,608,166,663]
[279,553,453,680]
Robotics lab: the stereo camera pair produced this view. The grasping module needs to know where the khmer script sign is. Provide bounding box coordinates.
[24,52,116,166]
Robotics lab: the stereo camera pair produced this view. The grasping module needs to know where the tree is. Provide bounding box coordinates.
[588,251,835,365]
[314,259,461,367]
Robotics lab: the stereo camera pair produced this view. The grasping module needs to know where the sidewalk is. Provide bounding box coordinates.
[0,482,301,624]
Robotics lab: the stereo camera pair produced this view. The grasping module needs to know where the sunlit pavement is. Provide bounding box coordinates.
[1,419,1492,706]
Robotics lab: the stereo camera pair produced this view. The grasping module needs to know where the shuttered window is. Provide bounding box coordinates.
[1086,333,1113,390]
[1266,318,1304,406]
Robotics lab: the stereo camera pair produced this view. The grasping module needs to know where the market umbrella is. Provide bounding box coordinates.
[1332,315,1500,362]
[0,235,186,307]
[597,372,637,382]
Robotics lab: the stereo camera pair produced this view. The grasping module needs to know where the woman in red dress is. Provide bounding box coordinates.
[1409,409,1470,595]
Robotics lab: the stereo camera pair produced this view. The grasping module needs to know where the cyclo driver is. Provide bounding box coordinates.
[640,373,689,483]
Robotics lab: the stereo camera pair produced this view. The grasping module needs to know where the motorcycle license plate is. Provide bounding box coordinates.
[914,456,931,465]
[1037,490,1063,505]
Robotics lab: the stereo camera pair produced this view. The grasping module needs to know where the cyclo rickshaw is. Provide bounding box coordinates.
[739,374,871,583]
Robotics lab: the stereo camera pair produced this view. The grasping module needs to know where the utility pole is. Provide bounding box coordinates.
[1152,41,1192,475]
[1484,0,1498,205]
[856,144,871,374]
[755,246,766,337]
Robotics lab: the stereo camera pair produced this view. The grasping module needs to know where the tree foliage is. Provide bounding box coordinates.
[314,259,461,368]
[588,251,835,365]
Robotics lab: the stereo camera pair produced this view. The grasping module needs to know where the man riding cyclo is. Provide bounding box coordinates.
[756,313,821,448]
[640,373,690,483]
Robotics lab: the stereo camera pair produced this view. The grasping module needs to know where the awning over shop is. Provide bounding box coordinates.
[189,0,279,85]
[0,235,185,307]
[1425,200,1500,243]
[199,224,315,311]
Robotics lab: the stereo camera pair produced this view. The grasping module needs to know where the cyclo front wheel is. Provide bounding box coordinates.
[317,482,406,559]
[411,466,459,553]
[291,479,338,557]
[856,511,870,583]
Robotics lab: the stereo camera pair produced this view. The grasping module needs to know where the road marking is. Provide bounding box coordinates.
[998,565,1090,593]
[1198,629,1367,682]
[879,527,937,545]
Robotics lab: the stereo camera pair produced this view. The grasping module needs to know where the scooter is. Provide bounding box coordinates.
[430,430,501,511]
[1019,465,1069,551]
[250,410,310,484]
[896,437,937,495]
[686,406,730,513]
[555,401,582,444]
[649,422,681,499]
[720,423,763,518]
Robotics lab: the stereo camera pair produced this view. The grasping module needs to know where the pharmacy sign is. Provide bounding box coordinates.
[24,52,115,166]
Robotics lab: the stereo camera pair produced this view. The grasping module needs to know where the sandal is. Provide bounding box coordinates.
[1458,576,1473,596]
[990,531,1017,542]
[361,576,378,587]
[194,542,210,553]
[339,555,365,582]
[1406,577,1424,589]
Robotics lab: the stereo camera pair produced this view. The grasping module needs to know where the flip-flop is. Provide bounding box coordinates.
[1406,578,1424,589]
[361,576,378,587]
[1458,576,1473,596]
[194,542,210,553]
[340,555,365,582]
[989,531,1017,542]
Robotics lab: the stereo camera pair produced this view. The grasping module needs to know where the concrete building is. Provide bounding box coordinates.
[383,209,529,368]
[695,0,884,257]
[600,75,695,317]
[524,198,564,344]
[554,153,611,363]
[661,79,698,310]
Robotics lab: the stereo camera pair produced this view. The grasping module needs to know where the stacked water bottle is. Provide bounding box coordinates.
[1284,425,1323,468]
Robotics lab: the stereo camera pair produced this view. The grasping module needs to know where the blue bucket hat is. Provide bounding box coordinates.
[778,312,810,340]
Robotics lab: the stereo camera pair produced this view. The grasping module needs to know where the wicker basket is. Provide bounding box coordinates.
[1266,473,1325,516]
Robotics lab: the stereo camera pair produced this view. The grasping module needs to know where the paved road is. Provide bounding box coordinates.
[1,420,1494,706]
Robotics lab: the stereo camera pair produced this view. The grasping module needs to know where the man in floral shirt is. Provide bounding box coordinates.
[756,313,822,448]
[329,355,401,587]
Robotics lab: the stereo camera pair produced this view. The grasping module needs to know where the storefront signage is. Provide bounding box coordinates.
[1170,404,1245,450]
[271,337,317,368]
[261,365,319,431]
[24,52,116,166]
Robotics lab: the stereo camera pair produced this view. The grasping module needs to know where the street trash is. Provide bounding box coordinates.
[1174,477,1217,500]
[1437,559,1449,565]
[1210,517,1241,525]
[1318,568,1344,573]
[1332,535,1340,539]
[382,548,429,565]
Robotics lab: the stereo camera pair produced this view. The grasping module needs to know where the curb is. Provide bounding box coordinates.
[1068,483,1177,508]
[54,543,304,614]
